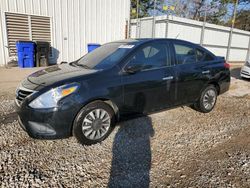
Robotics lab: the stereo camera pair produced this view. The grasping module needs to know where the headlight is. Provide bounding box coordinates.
[29,83,79,109]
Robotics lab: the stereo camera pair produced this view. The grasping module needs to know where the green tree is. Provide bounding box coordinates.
[233,9,250,30]
[130,0,164,19]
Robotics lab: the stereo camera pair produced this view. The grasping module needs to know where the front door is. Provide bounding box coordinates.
[121,41,176,116]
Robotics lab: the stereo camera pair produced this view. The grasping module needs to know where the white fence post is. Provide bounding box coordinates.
[152,17,155,38]
[200,19,206,46]
[246,36,250,61]
[226,28,233,62]
[138,18,141,38]
[226,0,238,62]
[165,15,169,38]
[136,19,139,38]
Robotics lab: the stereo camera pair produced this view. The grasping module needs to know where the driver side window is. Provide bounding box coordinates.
[126,42,168,71]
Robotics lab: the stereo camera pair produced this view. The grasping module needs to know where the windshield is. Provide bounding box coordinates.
[76,43,134,70]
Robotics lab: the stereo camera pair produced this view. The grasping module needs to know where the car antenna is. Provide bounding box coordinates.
[175,33,180,39]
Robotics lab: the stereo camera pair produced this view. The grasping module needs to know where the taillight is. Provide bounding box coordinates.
[224,61,230,69]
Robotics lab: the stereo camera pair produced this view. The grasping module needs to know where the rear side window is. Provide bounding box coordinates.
[174,43,214,65]
[196,49,214,62]
[174,44,196,64]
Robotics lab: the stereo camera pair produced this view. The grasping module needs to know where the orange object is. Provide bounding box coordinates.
[61,87,77,97]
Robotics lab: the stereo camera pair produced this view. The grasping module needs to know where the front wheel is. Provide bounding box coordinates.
[73,101,115,145]
[193,85,218,113]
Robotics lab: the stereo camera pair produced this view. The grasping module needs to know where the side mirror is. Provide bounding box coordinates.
[124,64,142,74]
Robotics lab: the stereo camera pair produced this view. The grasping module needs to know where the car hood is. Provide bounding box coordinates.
[23,64,98,89]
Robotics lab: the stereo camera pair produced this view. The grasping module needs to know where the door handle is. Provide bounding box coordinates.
[202,70,210,74]
[162,76,174,80]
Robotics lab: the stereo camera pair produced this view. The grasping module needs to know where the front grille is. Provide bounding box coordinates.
[241,70,250,76]
[16,87,34,104]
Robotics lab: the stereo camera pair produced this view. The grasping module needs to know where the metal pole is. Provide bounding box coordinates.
[165,8,169,38]
[226,0,238,62]
[136,0,139,38]
[127,18,131,38]
[152,0,156,38]
[1,12,7,67]
[200,6,207,46]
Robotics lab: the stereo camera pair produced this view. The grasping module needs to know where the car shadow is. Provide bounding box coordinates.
[108,116,154,187]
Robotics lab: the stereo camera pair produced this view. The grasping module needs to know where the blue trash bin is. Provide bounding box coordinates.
[16,41,35,68]
[87,43,100,53]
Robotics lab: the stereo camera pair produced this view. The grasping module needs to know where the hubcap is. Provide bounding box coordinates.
[203,89,216,110]
[82,109,111,140]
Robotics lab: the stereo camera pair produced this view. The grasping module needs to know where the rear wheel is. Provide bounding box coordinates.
[193,85,217,113]
[73,101,115,145]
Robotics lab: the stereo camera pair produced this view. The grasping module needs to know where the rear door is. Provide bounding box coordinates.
[121,41,176,116]
[171,41,212,104]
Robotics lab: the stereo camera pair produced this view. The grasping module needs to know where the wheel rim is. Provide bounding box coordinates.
[203,89,216,110]
[82,109,111,140]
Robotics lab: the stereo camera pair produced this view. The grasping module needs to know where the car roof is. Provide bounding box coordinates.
[111,38,197,46]
[109,38,215,57]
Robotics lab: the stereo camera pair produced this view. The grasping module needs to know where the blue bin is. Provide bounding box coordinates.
[87,43,100,53]
[16,41,35,68]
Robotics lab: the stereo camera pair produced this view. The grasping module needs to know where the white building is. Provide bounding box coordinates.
[0,0,131,66]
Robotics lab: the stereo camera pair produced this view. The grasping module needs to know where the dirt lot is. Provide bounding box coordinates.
[0,66,249,187]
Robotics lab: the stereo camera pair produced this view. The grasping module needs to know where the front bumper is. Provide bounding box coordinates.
[15,96,82,139]
[241,66,250,79]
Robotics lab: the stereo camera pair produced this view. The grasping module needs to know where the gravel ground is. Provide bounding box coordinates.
[0,68,250,187]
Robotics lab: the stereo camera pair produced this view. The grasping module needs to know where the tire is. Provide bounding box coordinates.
[73,101,116,145]
[193,85,218,113]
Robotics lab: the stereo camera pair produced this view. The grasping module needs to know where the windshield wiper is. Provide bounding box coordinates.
[70,62,91,69]
[76,63,91,69]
